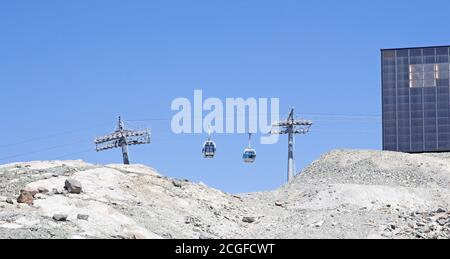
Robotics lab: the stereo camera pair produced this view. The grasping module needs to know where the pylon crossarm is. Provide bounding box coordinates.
[94,117,151,164]
[292,120,313,126]
[94,134,121,144]
[293,129,310,134]
[270,129,289,135]
[275,122,294,127]
[95,140,120,152]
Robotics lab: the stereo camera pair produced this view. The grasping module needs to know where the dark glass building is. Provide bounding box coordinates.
[382,46,450,152]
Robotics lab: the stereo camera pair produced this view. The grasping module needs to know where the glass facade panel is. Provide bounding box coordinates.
[382,46,450,152]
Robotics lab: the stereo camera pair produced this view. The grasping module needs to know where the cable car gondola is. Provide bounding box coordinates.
[202,126,216,158]
[242,133,256,163]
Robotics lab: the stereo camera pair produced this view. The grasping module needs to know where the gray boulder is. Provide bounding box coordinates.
[64,179,82,194]
[242,217,256,223]
[77,214,89,221]
[53,214,68,222]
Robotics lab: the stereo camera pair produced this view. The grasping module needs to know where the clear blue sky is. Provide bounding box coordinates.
[1,0,450,193]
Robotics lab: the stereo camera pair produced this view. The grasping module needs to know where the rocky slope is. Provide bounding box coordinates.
[0,150,449,239]
[246,150,450,239]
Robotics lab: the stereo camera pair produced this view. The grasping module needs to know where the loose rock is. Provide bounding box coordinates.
[436,208,446,213]
[53,214,68,222]
[64,179,82,194]
[275,201,284,207]
[17,189,37,205]
[172,180,183,188]
[242,217,256,223]
[77,214,89,221]
[37,187,49,194]
[313,220,325,228]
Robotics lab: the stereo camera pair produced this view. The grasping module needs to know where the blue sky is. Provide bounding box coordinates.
[1,0,450,193]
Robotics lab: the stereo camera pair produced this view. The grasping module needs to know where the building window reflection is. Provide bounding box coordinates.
[409,62,450,88]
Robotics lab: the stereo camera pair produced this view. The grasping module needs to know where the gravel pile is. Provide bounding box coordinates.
[292,150,450,189]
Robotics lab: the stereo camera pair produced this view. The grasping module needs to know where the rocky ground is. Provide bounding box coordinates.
[0,149,449,239]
